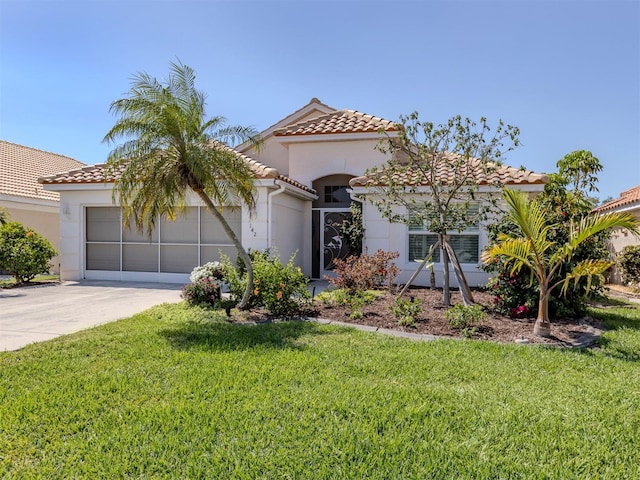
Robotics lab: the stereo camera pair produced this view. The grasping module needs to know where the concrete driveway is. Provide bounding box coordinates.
[0,281,182,351]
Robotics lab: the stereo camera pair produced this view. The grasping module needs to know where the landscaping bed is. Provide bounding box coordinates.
[244,286,606,347]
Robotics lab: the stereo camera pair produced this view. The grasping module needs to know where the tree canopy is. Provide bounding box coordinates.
[483,188,639,337]
[366,112,520,305]
[103,61,262,309]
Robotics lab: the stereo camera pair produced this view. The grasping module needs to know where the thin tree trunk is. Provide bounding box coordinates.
[399,241,438,298]
[194,189,254,310]
[441,233,451,307]
[533,286,551,337]
[443,241,474,305]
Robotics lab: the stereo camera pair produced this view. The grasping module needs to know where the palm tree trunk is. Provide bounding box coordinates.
[533,286,552,337]
[194,189,254,310]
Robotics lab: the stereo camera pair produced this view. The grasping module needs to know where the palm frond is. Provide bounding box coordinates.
[483,237,534,276]
[557,258,612,297]
[502,188,548,243]
[570,211,640,248]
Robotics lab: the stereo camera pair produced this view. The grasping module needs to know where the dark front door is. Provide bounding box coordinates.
[312,209,352,278]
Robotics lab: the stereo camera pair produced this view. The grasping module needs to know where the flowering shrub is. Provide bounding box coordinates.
[510,305,531,319]
[0,222,57,283]
[485,270,537,318]
[328,249,399,293]
[189,261,225,286]
[181,262,226,307]
[181,277,222,307]
[221,249,311,317]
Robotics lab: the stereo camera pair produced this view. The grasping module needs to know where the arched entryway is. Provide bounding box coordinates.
[311,174,356,279]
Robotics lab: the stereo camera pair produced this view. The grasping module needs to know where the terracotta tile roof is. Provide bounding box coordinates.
[0,140,85,202]
[38,148,316,195]
[349,155,548,188]
[594,185,640,212]
[258,97,337,135]
[274,109,399,137]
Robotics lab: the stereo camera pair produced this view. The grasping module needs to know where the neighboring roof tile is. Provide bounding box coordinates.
[38,148,316,195]
[0,140,85,202]
[349,156,547,188]
[594,185,640,212]
[274,109,399,137]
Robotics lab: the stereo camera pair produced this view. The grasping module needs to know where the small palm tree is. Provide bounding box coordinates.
[0,207,8,225]
[483,188,639,337]
[103,61,261,309]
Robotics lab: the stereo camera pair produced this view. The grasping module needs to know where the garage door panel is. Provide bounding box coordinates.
[201,245,238,264]
[161,245,198,273]
[86,244,120,271]
[123,244,159,272]
[160,208,198,244]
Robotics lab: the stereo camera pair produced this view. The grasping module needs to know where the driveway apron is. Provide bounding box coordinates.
[0,281,182,351]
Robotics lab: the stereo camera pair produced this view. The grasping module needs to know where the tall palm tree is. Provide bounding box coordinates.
[103,61,261,309]
[483,188,639,337]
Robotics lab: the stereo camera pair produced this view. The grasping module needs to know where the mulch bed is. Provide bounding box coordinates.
[243,287,606,347]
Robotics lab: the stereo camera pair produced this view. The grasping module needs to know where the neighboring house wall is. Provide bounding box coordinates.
[594,186,640,284]
[0,141,85,275]
[1,196,62,273]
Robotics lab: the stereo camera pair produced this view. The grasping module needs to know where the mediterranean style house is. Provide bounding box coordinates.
[1,140,85,274]
[39,98,547,286]
[595,184,640,283]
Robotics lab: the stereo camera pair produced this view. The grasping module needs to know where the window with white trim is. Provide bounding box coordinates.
[407,204,480,264]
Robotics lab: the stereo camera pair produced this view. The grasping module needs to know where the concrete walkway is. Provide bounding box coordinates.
[0,281,182,351]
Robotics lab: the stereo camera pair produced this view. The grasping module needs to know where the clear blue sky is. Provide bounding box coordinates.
[1,0,638,202]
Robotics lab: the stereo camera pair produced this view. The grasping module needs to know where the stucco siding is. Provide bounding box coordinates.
[287,139,387,187]
[360,193,495,288]
[247,141,291,176]
[270,192,308,272]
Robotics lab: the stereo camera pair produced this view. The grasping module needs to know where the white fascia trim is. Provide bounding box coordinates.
[349,183,546,196]
[608,202,640,214]
[255,178,317,201]
[274,131,396,145]
[42,183,114,192]
[0,194,59,208]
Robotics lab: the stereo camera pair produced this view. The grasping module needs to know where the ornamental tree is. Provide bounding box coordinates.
[484,150,610,319]
[103,61,262,309]
[365,112,520,306]
[483,188,639,337]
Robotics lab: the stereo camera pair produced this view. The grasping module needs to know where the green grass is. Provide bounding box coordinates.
[1,301,640,478]
[0,274,59,288]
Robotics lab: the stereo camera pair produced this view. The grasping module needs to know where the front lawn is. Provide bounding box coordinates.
[1,300,639,478]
